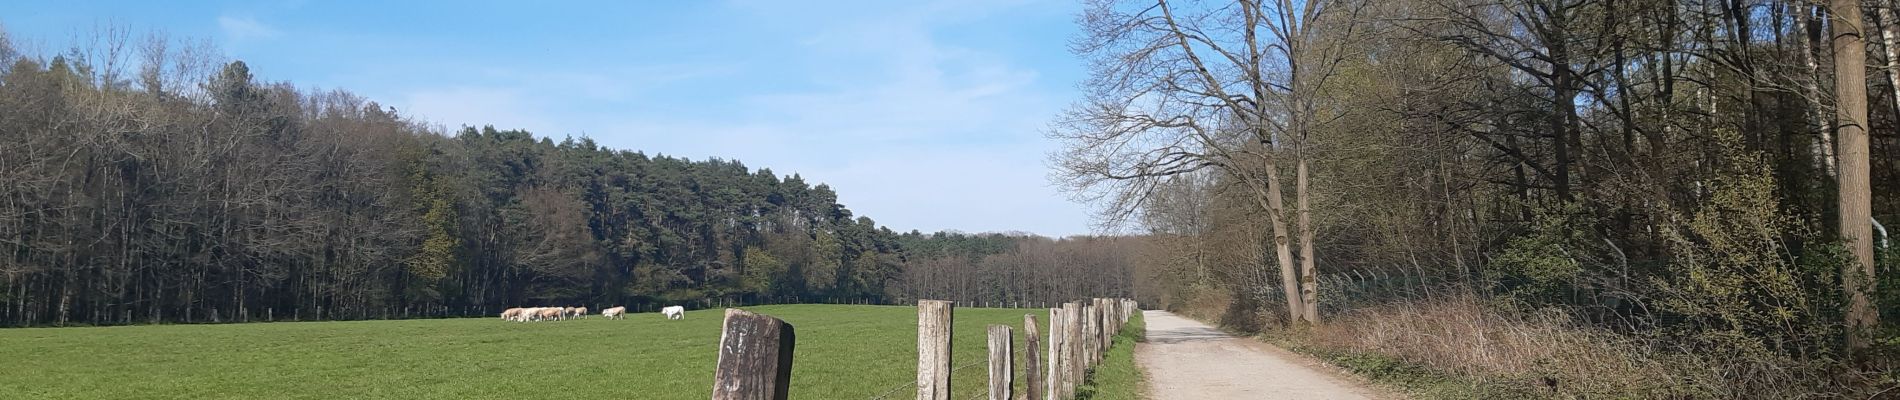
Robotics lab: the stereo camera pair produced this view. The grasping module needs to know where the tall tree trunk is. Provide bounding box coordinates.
[1295,158,1319,323]
[1550,7,1577,203]
[1802,4,1839,176]
[1830,0,1879,355]
[1260,157,1304,323]
[1877,4,1900,119]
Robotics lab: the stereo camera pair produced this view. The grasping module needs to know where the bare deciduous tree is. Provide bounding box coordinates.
[1054,0,1363,323]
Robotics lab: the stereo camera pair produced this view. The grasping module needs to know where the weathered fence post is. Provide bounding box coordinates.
[1096,298,1110,354]
[711,308,796,400]
[917,300,954,400]
[1112,299,1122,325]
[987,325,1013,400]
[1084,302,1099,366]
[1024,313,1044,400]
[1109,297,1124,326]
[1062,301,1083,398]
[1094,300,1106,359]
[1046,307,1067,400]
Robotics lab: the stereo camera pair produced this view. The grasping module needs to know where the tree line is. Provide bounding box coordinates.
[0,26,1136,327]
[1054,0,1896,380]
[893,231,1140,306]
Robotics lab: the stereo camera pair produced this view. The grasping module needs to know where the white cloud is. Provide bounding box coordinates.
[382,1,1092,236]
[400,87,559,133]
[218,15,280,41]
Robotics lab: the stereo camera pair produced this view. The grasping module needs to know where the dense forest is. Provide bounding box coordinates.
[897,232,1139,306]
[0,27,1136,327]
[1053,0,1896,396]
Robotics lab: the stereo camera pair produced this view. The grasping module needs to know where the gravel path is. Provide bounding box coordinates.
[1136,310,1388,400]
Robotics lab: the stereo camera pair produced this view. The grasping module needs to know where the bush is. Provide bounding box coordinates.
[1282,295,1873,398]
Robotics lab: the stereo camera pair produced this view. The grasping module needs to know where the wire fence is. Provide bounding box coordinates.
[1237,264,1476,320]
[867,359,990,400]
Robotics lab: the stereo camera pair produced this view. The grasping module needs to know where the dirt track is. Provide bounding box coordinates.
[1136,310,1389,399]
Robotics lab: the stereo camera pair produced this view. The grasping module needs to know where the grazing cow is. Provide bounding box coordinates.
[602,306,626,320]
[519,307,542,321]
[501,308,524,321]
[537,307,563,321]
[661,305,685,320]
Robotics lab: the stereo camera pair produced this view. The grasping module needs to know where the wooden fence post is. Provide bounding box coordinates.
[711,309,796,400]
[1046,307,1066,400]
[917,300,954,400]
[1095,299,1109,355]
[987,325,1013,400]
[1109,297,1124,329]
[1024,313,1043,400]
[1062,302,1083,398]
[1102,297,1109,358]
[1084,302,1099,366]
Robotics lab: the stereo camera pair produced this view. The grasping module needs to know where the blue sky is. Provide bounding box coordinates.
[1,0,1097,236]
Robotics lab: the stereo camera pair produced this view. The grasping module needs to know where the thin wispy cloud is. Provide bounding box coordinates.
[217,15,278,41]
[375,1,1086,235]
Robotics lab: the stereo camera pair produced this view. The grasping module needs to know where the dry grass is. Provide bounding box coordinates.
[1301,295,1688,398]
[1257,294,1893,399]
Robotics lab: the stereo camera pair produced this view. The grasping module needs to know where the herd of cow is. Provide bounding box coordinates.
[498,305,687,322]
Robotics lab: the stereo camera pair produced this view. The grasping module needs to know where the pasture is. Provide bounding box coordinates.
[0,304,1086,399]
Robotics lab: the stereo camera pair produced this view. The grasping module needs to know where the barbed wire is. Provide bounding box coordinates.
[866,379,914,400]
[866,359,989,400]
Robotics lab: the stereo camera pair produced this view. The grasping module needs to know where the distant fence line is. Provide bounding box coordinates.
[710,297,1139,400]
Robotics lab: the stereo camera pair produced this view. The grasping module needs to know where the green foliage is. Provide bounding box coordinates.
[897,231,1020,261]
[1487,206,1591,306]
[413,198,457,281]
[408,153,458,283]
[806,230,843,292]
[1648,131,1842,361]
[741,246,784,295]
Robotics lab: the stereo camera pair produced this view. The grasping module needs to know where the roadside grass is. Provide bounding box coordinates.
[1077,311,1146,400]
[1262,331,1540,399]
[1247,294,1891,399]
[0,304,1057,399]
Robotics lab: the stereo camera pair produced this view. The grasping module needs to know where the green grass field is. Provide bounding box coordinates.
[1077,312,1145,400]
[0,304,1149,399]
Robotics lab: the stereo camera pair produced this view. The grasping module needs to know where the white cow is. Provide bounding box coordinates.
[536,307,563,321]
[661,305,685,320]
[501,307,524,321]
[570,306,589,319]
[601,306,626,320]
